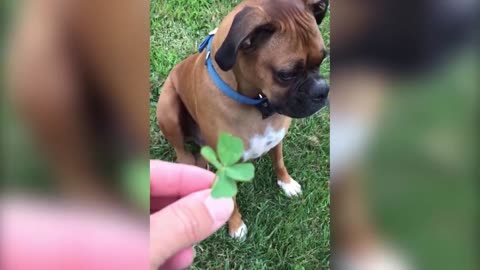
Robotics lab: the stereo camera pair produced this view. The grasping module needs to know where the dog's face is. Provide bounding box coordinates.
[215,0,329,118]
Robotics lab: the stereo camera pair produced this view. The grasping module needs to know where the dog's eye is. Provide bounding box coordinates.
[276,71,296,82]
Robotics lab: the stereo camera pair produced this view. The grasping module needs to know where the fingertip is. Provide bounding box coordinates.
[150,160,215,196]
[159,247,195,270]
[204,195,234,228]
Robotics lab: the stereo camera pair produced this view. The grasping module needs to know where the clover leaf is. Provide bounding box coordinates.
[200,132,255,198]
[225,163,254,181]
[217,133,244,166]
[200,146,222,169]
[211,170,237,198]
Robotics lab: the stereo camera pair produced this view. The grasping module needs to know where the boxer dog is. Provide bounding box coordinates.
[157,0,329,239]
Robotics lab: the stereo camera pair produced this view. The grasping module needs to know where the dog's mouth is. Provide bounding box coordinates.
[272,93,328,119]
[264,76,329,118]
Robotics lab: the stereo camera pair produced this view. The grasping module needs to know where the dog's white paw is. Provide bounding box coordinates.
[277,178,302,197]
[229,221,247,240]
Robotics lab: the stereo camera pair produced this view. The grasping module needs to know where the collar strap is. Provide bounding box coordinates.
[198,30,275,118]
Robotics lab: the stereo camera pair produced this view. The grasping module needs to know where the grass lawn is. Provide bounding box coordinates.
[150,1,330,269]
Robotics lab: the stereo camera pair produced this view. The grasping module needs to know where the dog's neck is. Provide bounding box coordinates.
[232,67,264,98]
[211,56,261,99]
[210,34,262,99]
[207,27,275,119]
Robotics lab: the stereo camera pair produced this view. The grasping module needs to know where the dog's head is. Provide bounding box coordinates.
[215,0,329,118]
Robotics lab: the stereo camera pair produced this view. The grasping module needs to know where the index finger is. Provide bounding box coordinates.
[150,160,215,197]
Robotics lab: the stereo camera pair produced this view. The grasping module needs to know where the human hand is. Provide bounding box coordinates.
[1,196,149,270]
[150,160,234,270]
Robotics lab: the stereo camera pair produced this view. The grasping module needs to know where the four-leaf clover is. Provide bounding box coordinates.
[201,133,255,198]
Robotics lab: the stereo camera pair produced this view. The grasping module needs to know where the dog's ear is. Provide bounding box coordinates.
[306,0,329,25]
[215,6,275,71]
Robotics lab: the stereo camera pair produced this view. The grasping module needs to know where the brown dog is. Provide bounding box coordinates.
[157,0,329,239]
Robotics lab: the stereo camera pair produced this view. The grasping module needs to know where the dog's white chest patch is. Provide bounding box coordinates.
[243,125,286,161]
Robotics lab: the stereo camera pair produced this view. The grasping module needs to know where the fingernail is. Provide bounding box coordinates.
[192,245,197,258]
[204,196,234,225]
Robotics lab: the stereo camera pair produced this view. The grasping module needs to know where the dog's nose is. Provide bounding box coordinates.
[309,79,329,100]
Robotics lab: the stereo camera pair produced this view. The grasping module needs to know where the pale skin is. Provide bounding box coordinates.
[150,160,234,270]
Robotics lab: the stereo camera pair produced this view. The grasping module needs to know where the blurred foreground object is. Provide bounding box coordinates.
[330,0,476,269]
[2,0,149,269]
[0,195,149,270]
[4,0,149,202]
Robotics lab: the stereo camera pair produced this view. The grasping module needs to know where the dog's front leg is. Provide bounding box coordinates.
[270,141,302,197]
[228,197,247,240]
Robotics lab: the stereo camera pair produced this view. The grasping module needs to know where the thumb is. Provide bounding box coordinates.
[150,190,233,268]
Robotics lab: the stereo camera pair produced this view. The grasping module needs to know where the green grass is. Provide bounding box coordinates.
[150,1,330,269]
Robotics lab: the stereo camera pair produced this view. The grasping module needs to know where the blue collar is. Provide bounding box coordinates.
[198,31,275,118]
